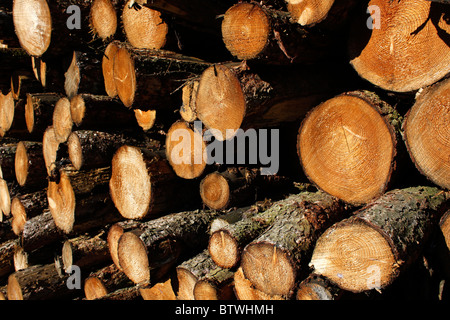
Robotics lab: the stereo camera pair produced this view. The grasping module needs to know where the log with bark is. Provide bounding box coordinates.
[296,273,341,300]
[84,263,133,300]
[239,191,349,297]
[12,0,115,57]
[200,168,295,211]
[297,90,403,205]
[309,186,449,293]
[440,210,450,251]
[7,263,74,300]
[25,93,62,135]
[194,61,358,141]
[67,130,161,170]
[14,141,46,188]
[65,51,105,99]
[115,208,224,285]
[0,91,15,137]
[176,249,234,300]
[47,166,113,234]
[348,0,450,92]
[109,145,199,219]
[108,41,212,109]
[10,189,47,235]
[403,77,450,190]
[220,1,356,64]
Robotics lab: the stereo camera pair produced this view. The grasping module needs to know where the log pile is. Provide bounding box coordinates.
[0,0,449,302]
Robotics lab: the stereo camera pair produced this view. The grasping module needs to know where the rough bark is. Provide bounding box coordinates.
[296,273,341,300]
[116,208,223,285]
[310,186,450,293]
[240,191,349,297]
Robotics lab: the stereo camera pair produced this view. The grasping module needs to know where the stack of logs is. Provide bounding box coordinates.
[0,0,449,300]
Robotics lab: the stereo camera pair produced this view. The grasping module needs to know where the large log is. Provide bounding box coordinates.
[297,90,403,205]
[348,0,450,92]
[116,208,223,285]
[309,186,449,293]
[403,77,450,189]
[239,191,349,297]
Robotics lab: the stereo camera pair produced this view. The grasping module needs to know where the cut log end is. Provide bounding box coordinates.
[122,0,168,50]
[90,0,117,40]
[47,170,76,234]
[67,132,82,171]
[84,277,109,300]
[209,230,239,269]
[241,242,296,297]
[11,197,27,235]
[180,80,199,122]
[103,42,119,98]
[233,267,284,300]
[165,121,206,179]
[53,97,73,143]
[296,281,334,300]
[64,52,81,99]
[109,145,151,219]
[134,109,156,131]
[113,47,136,108]
[176,267,198,300]
[14,141,29,186]
[70,94,86,127]
[107,224,125,270]
[12,0,51,57]
[117,232,150,285]
[286,0,335,26]
[309,220,396,293]
[0,177,11,217]
[221,3,270,60]
[200,172,230,210]
[43,127,61,176]
[7,274,23,300]
[404,78,450,189]
[0,91,15,136]
[349,0,450,92]
[61,241,73,272]
[298,93,395,204]
[25,94,35,133]
[196,65,245,141]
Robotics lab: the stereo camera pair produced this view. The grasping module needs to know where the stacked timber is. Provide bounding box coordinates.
[0,0,448,302]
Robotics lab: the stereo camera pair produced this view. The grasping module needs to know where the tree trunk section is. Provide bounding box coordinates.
[109,146,199,219]
[297,90,403,205]
[240,191,348,297]
[403,77,450,189]
[176,249,234,300]
[116,208,223,285]
[348,0,450,92]
[309,186,449,293]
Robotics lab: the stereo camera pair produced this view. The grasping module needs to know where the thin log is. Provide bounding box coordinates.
[14,141,46,188]
[84,263,133,300]
[67,129,161,170]
[296,273,341,300]
[176,249,234,300]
